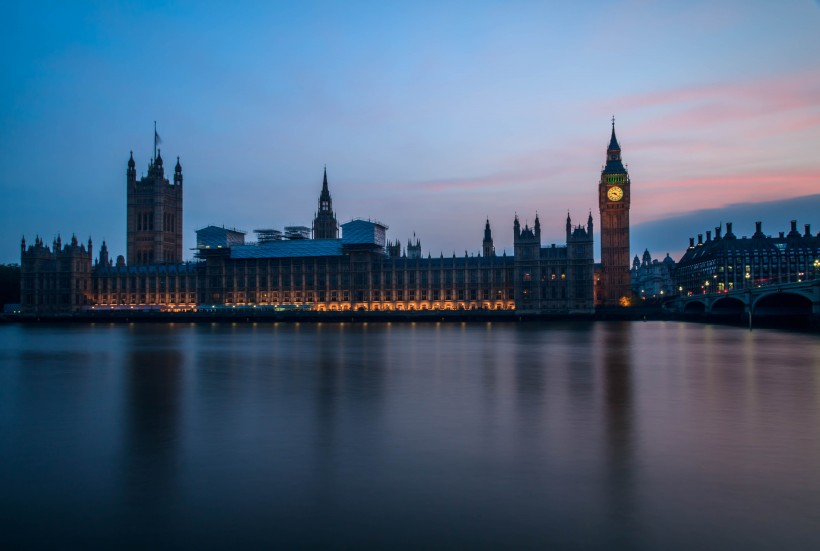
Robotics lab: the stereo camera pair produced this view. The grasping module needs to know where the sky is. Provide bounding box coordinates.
[2,0,819,264]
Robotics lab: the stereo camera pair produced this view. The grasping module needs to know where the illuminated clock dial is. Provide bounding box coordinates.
[607,186,624,202]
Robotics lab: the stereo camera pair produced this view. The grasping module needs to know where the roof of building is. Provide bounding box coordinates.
[602,159,627,175]
[677,223,820,267]
[196,225,246,249]
[231,239,343,259]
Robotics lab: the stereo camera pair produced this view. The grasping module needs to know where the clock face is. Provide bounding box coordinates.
[607,186,624,202]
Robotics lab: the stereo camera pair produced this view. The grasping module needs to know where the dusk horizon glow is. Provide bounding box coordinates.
[2,1,819,264]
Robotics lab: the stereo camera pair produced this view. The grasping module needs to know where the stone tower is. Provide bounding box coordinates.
[407,234,422,259]
[513,213,541,311]
[126,128,183,265]
[312,166,339,239]
[598,119,631,306]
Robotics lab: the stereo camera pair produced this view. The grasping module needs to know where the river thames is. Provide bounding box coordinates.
[1,321,819,549]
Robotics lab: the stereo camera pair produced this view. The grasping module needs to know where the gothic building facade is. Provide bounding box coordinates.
[513,213,595,313]
[126,147,183,265]
[21,131,607,316]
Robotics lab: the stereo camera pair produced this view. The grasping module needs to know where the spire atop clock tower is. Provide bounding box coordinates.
[608,116,621,152]
[604,119,626,174]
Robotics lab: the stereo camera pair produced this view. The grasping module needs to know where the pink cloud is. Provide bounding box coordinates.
[746,112,820,138]
[614,69,820,112]
[634,167,820,224]
[608,69,820,140]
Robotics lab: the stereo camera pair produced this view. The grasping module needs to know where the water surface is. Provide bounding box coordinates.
[1,321,819,549]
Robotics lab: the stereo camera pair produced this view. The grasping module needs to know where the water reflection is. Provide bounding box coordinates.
[125,341,182,484]
[0,322,819,549]
[122,326,184,543]
[599,322,636,547]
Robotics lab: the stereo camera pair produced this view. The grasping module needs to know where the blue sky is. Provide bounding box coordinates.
[2,1,819,264]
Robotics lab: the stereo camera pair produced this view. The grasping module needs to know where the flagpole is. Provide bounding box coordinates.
[153,121,157,161]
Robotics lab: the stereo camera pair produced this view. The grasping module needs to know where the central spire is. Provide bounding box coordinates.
[608,116,621,151]
[313,165,339,239]
[318,165,332,211]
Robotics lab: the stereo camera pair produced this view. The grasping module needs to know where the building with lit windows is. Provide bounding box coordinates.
[675,221,820,296]
[21,133,605,316]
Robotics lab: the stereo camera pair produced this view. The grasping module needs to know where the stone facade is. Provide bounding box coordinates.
[19,235,93,314]
[126,149,183,265]
[513,213,595,314]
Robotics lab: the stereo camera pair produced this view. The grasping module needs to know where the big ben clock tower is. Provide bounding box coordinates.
[598,118,631,306]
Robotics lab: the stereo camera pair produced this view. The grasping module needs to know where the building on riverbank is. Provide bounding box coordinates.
[675,221,820,295]
[20,141,598,315]
[631,249,677,300]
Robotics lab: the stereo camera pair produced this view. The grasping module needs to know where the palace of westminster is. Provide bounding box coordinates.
[19,124,636,315]
[24,120,816,316]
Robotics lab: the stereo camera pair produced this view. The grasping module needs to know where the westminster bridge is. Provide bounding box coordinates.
[673,279,820,320]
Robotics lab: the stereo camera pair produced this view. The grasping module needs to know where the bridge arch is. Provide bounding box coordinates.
[752,292,812,317]
[711,296,746,315]
[683,300,706,314]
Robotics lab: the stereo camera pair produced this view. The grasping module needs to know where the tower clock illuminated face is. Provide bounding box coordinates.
[607,186,624,202]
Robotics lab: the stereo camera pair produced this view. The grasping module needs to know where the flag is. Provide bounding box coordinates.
[155,130,162,145]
